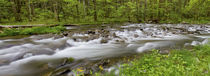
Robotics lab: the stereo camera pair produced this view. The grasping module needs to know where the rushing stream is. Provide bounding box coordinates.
[0,23,209,76]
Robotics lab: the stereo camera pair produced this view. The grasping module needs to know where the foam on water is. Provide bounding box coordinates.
[0,44,130,76]
[72,33,89,37]
[113,29,190,43]
[54,44,127,59]
[0,44,34,55]
[34,37,68,43]
[137,41,174,52]
[67,37,102,46]
[0,40,3,44]
[195,35,210,38]
[0,23,209,76]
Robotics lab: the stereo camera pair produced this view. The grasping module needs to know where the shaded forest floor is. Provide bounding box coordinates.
[0,18,210,26]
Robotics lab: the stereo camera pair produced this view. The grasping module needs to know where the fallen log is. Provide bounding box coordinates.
[0,24,45,28]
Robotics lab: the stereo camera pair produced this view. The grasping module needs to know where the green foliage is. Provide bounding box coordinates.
[0,26,65,37]
[0,0,209,24]
[118,45,210,76]
[94,44,210,76]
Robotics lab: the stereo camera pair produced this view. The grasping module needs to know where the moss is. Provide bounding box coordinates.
[68,58,74,62]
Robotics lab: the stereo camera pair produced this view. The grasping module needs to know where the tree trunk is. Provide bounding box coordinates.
[93,0,97,21]
[28,0,32,21]
[13,0,22,22]
[144,0,147,22]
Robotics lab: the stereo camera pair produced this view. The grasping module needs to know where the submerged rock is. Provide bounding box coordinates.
[23,53,33,58]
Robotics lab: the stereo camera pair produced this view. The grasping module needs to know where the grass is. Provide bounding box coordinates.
[0,25,66,37]
[92,44,210,76]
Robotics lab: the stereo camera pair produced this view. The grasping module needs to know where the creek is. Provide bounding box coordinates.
[0,23,209,76]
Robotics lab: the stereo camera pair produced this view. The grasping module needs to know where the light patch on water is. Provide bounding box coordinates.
[3,39,17,42]
[23,53,33,58]
[195,35,210,39]
[54,44,126,59]
[0,54,58,76]
[121,24,142,28]
[34,37,68,43]
[191,41,201,46]
[0,44,34,55]
[137,41,174,52]
[72,33,89,37]
[0,44,130,76]
[113,29,190,43]
[0,52,21,61]
[114,29,144,43]
[0,40,3,44]
[202,39,209,45]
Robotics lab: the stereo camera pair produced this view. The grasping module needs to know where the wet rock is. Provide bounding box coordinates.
[73,38,77,41]
[188,27,197,32]
[62,33,68,36]
[201,39,209,45]
[88,34,99,40]
[184,43,191,47]
[140,28,144,31]
[51,69,71,76]
[87,30,95,35]
[112,33,117,38]
[115,39,125,43]
[67,72,75,76]
[102,34,109,38]
[101,39,108,43]
[99,60,110,66]
[50,58,75,76]
[134,34,139,38]
[54,35,64,39]
[191,41,201,46]
[159,50,170,54]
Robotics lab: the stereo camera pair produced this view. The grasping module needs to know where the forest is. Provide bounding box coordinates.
[0,0,210,76]
[0,0,209,24]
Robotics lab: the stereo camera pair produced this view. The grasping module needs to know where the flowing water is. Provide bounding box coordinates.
[0,23,209,76]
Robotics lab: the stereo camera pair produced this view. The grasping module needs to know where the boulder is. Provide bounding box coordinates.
[87,30,95,34]
[191,41,201,46]
[100,39,108,43]
[202,39,209,45]
[159,50,170,54]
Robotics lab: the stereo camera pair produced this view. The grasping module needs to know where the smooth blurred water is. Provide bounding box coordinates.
[0,23,209,76]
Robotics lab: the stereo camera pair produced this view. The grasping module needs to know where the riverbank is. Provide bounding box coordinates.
[0,19,209,37]
[0,18,210,26]
[0,26,65,37]
[93,43,210,76]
